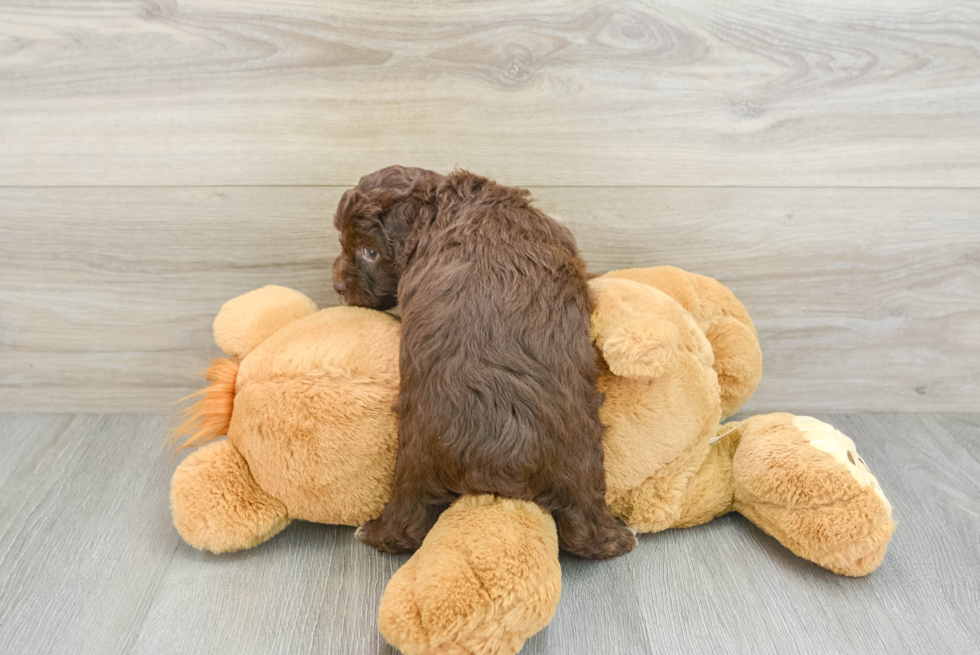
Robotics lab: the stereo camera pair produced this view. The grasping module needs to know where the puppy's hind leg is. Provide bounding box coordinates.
[549,447,637,560]
[356,450,451,554]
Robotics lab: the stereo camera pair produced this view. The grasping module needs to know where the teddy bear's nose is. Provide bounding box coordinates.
[333,279,347,294]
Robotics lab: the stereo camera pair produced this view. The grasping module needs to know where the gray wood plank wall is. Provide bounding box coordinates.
[1,1,978,413]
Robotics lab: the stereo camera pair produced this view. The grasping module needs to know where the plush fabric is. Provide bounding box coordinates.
[170,439,289,553]
[602,266,762,417]
[378,495,561,655]
[213,285,318,360]
[170,266,895,655]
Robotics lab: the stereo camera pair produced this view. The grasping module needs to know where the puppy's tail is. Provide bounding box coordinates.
[169,358,239,454]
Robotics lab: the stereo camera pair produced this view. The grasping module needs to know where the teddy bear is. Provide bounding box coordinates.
[170,266,895,655]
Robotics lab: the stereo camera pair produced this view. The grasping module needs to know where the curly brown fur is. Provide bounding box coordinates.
[333,166,635,559]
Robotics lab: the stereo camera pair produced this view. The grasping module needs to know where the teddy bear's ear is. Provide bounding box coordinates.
[213,286,317,360]
[597,318,679,379]
[588,277,684,380]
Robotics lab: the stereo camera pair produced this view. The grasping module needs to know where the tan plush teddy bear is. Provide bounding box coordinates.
[170,266,895,655]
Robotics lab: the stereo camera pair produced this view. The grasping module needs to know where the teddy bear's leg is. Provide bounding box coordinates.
[378,495,562,655]
[670,427,741,529]
[729,414,895,576]
[171,439,290,553]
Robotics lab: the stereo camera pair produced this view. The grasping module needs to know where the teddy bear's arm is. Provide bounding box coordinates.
[213,285,317,360]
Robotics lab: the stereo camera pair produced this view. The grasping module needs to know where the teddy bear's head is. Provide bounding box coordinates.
[588,276,723,531]
[601,266,762,417]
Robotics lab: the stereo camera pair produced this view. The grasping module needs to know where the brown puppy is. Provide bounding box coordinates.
[332,166,635,559]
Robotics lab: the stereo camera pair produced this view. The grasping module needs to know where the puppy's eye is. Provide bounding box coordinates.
[360,247,379,262]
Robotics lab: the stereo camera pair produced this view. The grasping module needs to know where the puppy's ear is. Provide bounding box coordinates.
[378,190,402,214]
[379,169,439,244]
[337,188,362,214]
[338,188,388,237]
[335,189,368,229]
[377,166,414,213]
[380,194,423,245]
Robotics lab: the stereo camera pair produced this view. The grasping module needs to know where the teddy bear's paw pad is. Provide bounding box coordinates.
[378,495,561,655]
[792,416,890,512]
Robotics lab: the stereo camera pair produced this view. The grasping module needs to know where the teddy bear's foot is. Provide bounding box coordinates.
[731,414,895,576]
[378,495,561,655]
[171,439,290,553]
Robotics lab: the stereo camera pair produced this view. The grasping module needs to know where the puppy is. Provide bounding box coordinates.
[332,166,635,559]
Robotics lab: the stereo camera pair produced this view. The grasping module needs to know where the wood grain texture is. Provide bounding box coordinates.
[0,413,977,654]
[130,522,405,655]
[1,0,979,186]
[2,186,977,413]
[824,413,980,652]
[0,414,183,655]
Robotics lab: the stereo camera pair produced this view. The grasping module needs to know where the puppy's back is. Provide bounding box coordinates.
[397,172,601,499]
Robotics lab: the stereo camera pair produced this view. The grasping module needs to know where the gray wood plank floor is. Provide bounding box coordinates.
[0,413,977,654]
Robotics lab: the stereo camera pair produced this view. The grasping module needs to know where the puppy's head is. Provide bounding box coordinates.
[332,165,439,310]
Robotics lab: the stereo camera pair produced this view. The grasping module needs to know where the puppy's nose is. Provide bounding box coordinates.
[333,280,347,294]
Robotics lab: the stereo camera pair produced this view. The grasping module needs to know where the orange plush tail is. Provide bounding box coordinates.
[170,358,239,453]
